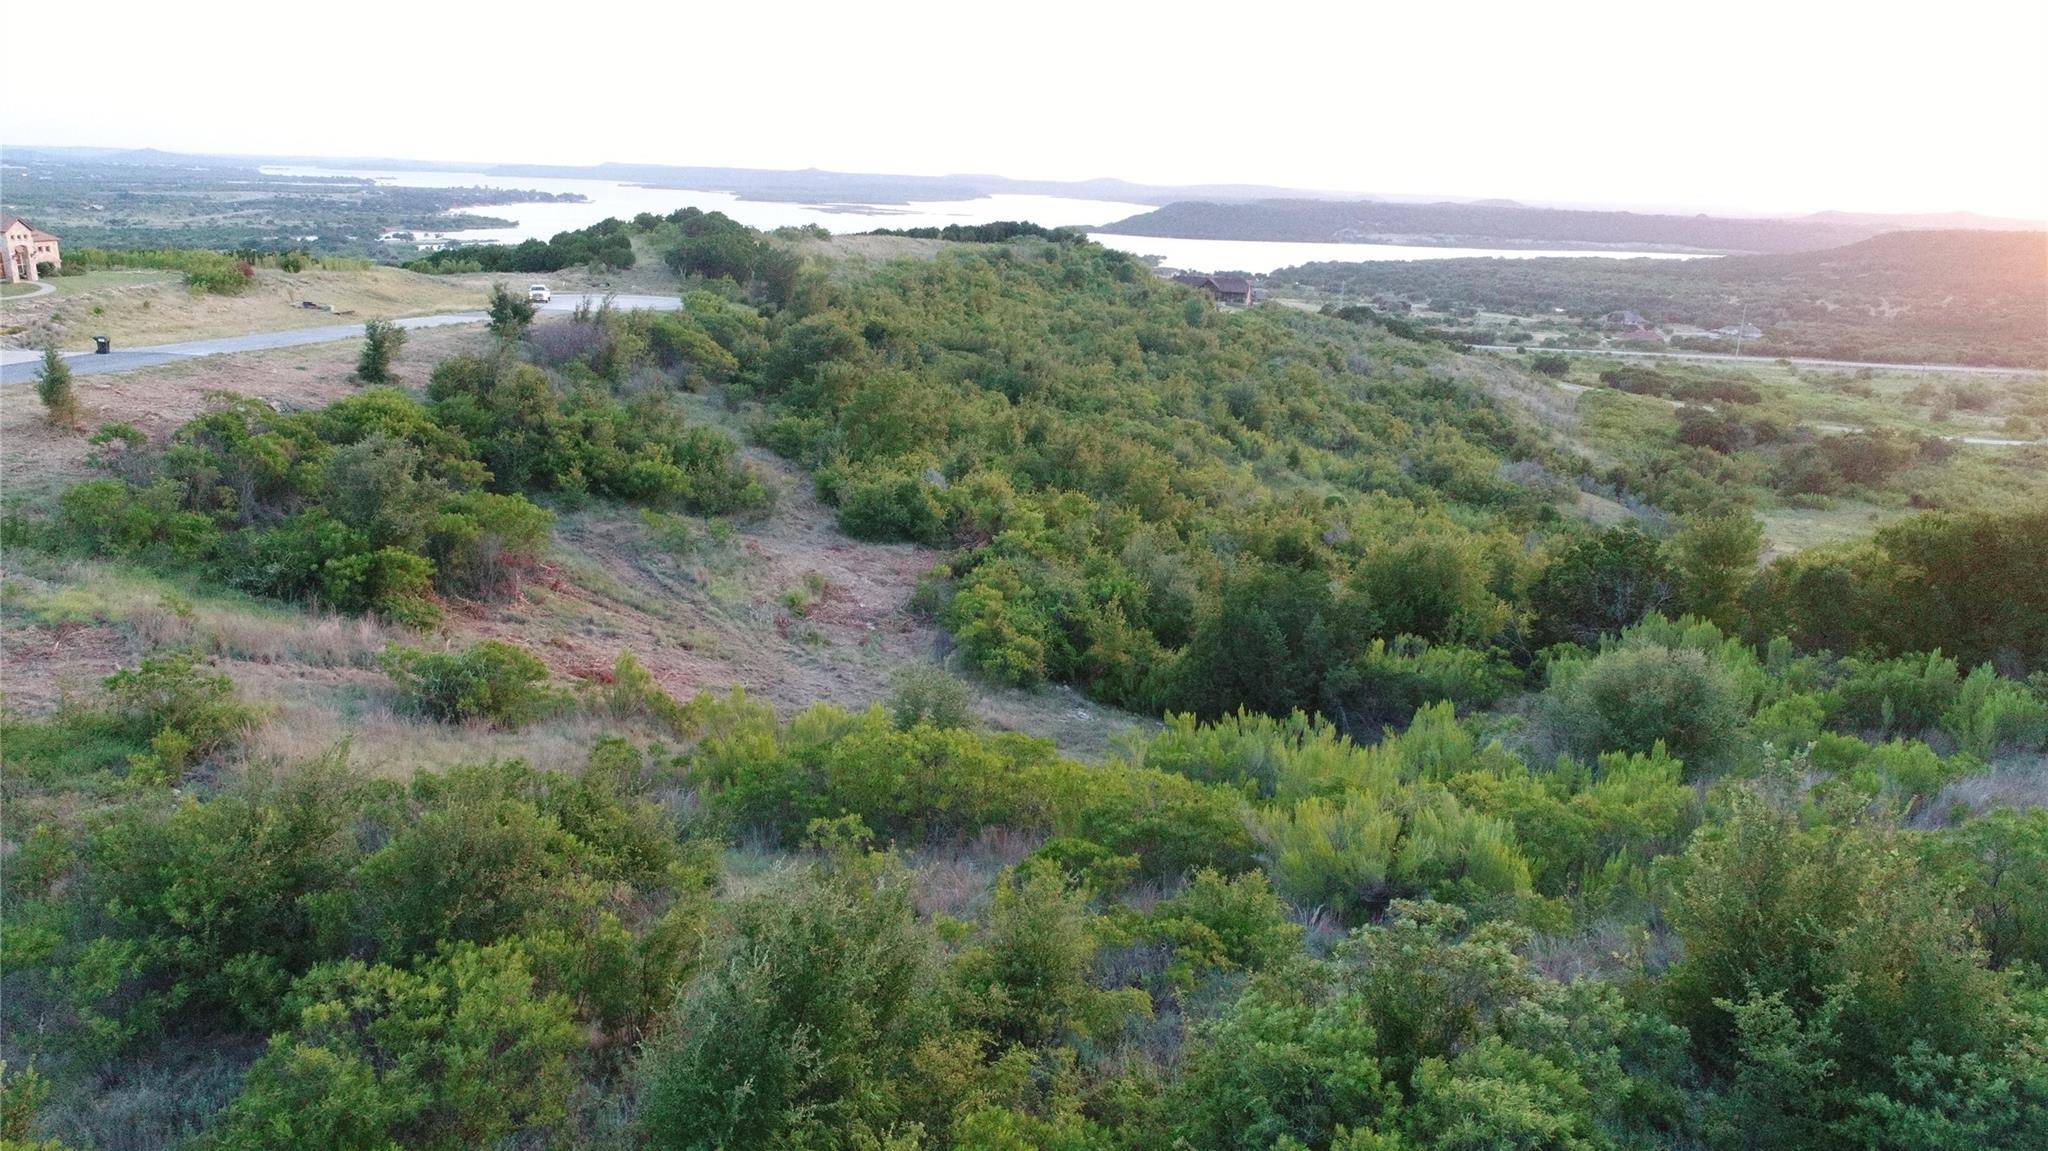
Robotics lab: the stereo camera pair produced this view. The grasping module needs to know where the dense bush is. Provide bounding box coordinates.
[407,217,636,274]
[208,943,579,1151]
[657,208,803,305]
[380,641,558,727]
[27,312,773,621]
[1543,638,1746,778]
[737,239,1561,723]
[13,222,2048,1150]
[65,246,255,293]
[1746,508,2048,673]
[638,851,944,1149]
[1529,526,1671,649]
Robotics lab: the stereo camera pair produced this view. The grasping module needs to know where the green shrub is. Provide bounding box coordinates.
[486,281,536,338]
[61,759,360,1047]
[1921,809,2048,971]
[54,478,216,562]
[351,765,579,960]
[379,641,557,727]
[1324,636,1519,731]
[637,855,945,1149]
[955,864,1129,1048]
[0,1062,52,1144]
[836,470,950,545]
[1529,526,1673,649]
[1024,837,1139,894]
[320,546,439,627]
[1941,663,2048,758]
[1133,868,1303,985]
[887,664,976,730]
[1828,651,1960,736]
[425,491,553,599]
[102,652,258,781]
[945,563,1049,687]
[208,942,579,1151]
[35,346,78,428]
[1668,788,2004,1084]
[354,318,408,384]
[1543,643,1745,778]
[1250,788,1530,921]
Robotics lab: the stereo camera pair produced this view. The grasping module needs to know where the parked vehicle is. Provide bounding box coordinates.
[528,284,552,303]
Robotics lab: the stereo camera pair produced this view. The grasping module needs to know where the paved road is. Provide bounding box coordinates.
[0,293,682,386]
[1472,343,2044,378]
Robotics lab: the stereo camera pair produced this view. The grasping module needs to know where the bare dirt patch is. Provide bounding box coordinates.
[450,443,1144,759]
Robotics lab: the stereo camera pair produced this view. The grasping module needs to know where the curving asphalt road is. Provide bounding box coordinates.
[0,293,681,386]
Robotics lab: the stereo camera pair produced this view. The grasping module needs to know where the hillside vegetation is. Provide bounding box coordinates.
[4,220,2047,1150]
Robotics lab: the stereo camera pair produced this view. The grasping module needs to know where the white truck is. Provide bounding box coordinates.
[527,284,552,303]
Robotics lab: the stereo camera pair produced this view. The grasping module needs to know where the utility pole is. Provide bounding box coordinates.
[1734,299,1748,356]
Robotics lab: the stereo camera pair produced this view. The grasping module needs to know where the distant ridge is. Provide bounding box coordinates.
[1096,198,2044,255]
[8,145,2044,227]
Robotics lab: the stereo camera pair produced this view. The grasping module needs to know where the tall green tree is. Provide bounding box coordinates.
[1670,511,1763,631]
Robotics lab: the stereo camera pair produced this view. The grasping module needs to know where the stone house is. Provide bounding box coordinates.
[2,216,61,282]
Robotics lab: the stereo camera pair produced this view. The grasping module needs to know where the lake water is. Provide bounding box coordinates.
[1085,234,1710,274]
[264,166,1716,274]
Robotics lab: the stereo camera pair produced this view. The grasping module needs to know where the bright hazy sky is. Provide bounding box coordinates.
[9,0,2045,218]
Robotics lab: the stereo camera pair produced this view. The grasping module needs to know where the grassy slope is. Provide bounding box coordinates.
[0,324,1144,765]
[4,244,2041,772]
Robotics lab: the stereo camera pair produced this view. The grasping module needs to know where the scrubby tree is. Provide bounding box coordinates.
[486,281,536,338]
[1529,526,1672,649]
[35,345,78,427]
[1670,510,1763,630]
[355,318,407,384]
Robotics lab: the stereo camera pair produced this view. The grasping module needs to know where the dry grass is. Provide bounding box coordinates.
[6,266,490,350]
[1927,754,2048,821]
[1757,500,1909,561]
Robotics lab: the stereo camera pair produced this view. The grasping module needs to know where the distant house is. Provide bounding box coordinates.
[1610,327,1666,345]
[2,216,60,283]
[1714,323,1764,341]
[1603,309,1648,329]
[1172,273,1255,306]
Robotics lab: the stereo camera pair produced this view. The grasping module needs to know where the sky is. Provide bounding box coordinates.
[7,0,2046,219]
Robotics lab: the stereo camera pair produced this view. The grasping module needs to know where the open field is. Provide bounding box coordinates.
[0,245,699,355]
[3,266,492,351]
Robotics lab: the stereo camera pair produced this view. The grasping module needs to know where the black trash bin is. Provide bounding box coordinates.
[93,336,111,354]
